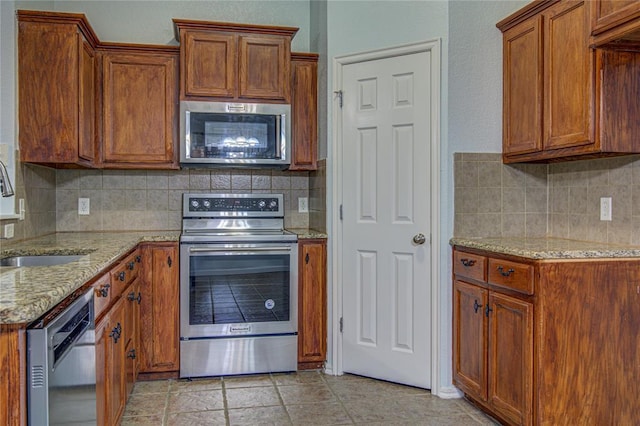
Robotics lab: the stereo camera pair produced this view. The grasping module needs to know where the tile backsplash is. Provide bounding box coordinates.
[55,168,310,232]
[0,163,317,244]
[454,152,640,245]
[454,153,548,238]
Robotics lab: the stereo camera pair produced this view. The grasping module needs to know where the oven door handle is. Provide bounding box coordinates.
[188,246,292,253]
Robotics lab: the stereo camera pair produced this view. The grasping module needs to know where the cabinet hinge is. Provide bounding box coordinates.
[339,317,343,333]
[334,90,343,108]
[339,204,343,221]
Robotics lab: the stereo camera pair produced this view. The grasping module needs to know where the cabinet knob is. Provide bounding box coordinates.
[118,271,126,281]
[473,300,481,314]
[128,261,135,270]
[127,348,136,359]
[485,305,493,317]
[97,283,110,298]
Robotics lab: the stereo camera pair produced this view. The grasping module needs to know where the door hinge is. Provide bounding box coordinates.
[334,90,343,108]
[339,204,343,221]
[339,317,343,333]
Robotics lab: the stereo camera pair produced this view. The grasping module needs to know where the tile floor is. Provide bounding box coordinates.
[121,371,498,425]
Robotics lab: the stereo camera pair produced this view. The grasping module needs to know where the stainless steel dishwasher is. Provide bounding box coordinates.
[27,289,96,425]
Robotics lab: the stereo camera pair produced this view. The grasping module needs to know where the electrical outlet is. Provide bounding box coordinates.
[78,198,90,215]
[298,197,309,213]
[3,224,14,239]
[600,197,612,221]
[18,199,25,221]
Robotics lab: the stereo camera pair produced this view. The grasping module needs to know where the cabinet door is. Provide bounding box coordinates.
[544,0,594,151]
[124,278,141,396]
[298,240,327,367]
[78,37,95,163]
[238,35,290,101]
[502,16,543,156]
[101,52,178,167]
[591,0,640,35]
[108,297,127,425]
[453,280,488,401]
[290,55,318,171]
[18,21,91,165]
[139,243,180,373]
[487,292,533,426]
[95,314,109,426]
[182,31,236,98]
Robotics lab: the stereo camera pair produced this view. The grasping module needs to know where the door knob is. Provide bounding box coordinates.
[413,233,426,245]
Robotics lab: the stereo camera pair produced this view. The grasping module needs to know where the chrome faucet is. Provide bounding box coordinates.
[0,160,15,197]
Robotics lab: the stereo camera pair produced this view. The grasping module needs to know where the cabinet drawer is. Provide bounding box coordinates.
[453,251,486,282]
[111,250,141,297]
[488,258,534,295]
[93,273,112,319]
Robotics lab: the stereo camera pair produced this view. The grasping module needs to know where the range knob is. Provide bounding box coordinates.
[203,200,211,208]
[269,200,278,209]
[258,200,267,209]
[190,200,200,209]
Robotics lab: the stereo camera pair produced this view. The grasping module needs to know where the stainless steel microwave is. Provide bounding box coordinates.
[180,101,291,167]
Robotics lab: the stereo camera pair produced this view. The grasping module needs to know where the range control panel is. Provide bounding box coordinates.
[183,193,283,217]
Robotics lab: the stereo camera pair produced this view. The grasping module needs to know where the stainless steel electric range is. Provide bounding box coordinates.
[179,193,298,378]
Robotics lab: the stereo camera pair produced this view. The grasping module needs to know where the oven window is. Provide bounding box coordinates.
[189,253,290,325]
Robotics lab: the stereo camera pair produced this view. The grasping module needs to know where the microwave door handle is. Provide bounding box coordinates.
[276,116,283,159]
[189,247,292,253]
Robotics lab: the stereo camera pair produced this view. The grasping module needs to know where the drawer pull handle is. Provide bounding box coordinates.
[118,271,126,281]
[485,304,493,317]
[473,300,481,313]
[461,258,476,267]
[97,283,110,298]
[128,261,135,270]
[497,266,514,277]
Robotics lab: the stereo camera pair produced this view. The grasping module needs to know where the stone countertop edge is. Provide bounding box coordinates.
[287,228,328,239]
[0,231,180,325]
[450,237,640,260]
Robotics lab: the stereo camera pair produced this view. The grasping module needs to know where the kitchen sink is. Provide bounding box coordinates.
[0,254,86,267]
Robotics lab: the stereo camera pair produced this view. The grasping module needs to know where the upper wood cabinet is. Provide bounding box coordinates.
[17,11,98,167]
[290,53,319,171]
[498,0,640,163]
[174,19,297,102]
[17,11,179,169]
[591,0,640,46]
[98,45,179,169]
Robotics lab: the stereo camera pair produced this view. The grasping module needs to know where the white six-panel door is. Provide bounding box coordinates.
[341,49,432,389]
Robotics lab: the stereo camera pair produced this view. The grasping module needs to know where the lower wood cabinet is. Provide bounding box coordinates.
[453,280,533,425]
[139,242,180,376]
[96,256,142,426]
[453,246,640,425]
[297,238,327,369]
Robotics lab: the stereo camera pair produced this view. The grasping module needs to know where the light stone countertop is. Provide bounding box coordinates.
[450,236,640,260]
[0,231,180,325]
[287,228,328,239]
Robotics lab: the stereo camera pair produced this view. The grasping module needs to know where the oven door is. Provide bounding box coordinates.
[180,242,298,339]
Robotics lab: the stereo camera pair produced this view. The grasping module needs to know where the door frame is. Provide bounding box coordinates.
[331,40,443,394]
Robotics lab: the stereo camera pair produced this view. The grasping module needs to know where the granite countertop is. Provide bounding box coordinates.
[287,228,328,239]
[0,231,180,325]
[450,236,640,260]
